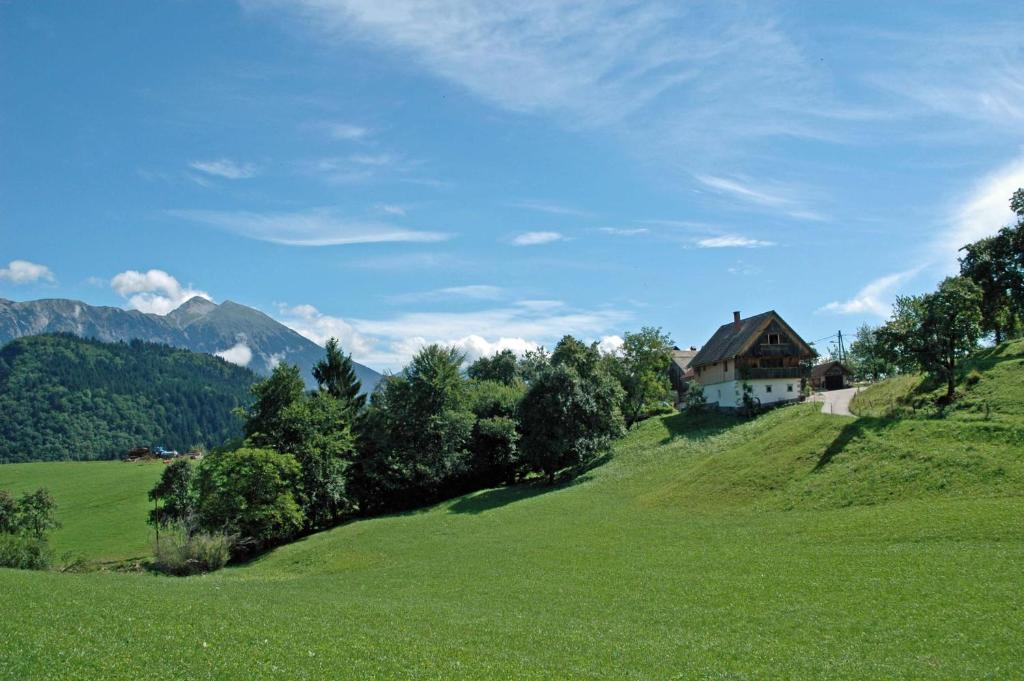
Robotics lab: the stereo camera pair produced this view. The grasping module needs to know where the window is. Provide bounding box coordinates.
[787,384,794,392]
[767,333,780,345]
[724,361,729,372]
[765,385,772,393]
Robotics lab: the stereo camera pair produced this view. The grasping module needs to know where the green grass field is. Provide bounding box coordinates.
[0,461,163,564]
[1,343,1022,678]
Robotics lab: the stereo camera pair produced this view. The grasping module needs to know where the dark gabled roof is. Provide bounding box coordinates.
[811,361,853,379]
[690,310,812,369]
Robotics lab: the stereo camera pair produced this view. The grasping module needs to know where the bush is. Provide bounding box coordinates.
[965,369,982,388]
[153,524,234,575]
[0,534,52,570]
[680,386,707,412]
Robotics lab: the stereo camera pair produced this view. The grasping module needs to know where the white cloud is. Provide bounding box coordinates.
[936,155,1024,269]
[277,299,630,371]
[511,231,565,246]
[169,209,450,246]
[215,342,254,367]
[390,284,504,303]
[697,235,775,248]
[188,158,258,179]
[110,269,212,315]
[695,175,825,221]
[819,268,923,318]
[599,227,649,236]
[276,303,375,357]
[328,122,370,140]
[512,200,592,217]
[0,260,55,284]
[377,204,407,216]
[597,335,624,355]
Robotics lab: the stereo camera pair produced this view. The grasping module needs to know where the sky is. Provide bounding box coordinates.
[2,1,1023,372]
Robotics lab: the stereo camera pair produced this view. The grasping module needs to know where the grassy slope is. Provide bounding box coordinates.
[0,462,162,563]
[1,345,1023,679]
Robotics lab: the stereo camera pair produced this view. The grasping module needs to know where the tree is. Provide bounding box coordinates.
[243,363,306,448]
[520,336,625,484]
[0,491,17,534]
[847,323,893,381]
[959,235,1019,344]
[147,459,196,528]
[14,488,60,539]
[615,327,674,428]
[312,338,366,414]
[195,447,304,551]
[467,349,519,385]
[277,393,357,529]
[352,345,476,512]
[879,276,984,401]
[516,347,550,384]
[467,379,525,485]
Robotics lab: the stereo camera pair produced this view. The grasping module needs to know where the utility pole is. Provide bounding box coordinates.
[837,330,846,363]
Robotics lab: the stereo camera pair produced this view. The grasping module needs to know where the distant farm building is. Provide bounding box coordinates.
[668,346,698,396]
[811,361,853,391]
[690,310,816,409]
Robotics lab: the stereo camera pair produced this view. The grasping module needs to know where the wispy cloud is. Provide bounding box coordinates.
[189,158,258,179]
[511,231,565,246]
[110,269,212,315]
[0,260,55,285]
[215,342,253,367]
[935,155,1024,270]
[512,200,593,217]
[598,227,649,236]
[697,235,774,249]
[327,122,370,140]
[376,204,407,216]
[168,209,450,246]
[819,268,923,317]
[695,174,825,221]
[389,284,504,303]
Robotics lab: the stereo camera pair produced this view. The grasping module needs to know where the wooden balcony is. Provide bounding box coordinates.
[738,366,806,380]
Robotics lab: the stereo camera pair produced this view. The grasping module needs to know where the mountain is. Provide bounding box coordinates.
[0,297,381,391]
[0,334,257,462]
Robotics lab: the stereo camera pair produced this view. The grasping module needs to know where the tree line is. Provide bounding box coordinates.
[848,189,1024,400]
[147,329,676,570]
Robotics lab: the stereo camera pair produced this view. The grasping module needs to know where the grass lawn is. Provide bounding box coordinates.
[0,461,163,564]
[1,402,1022,679]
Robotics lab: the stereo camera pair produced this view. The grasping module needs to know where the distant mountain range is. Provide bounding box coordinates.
[0,296,381,391]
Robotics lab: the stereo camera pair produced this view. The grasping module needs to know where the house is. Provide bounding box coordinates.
[811,361,853,391]
[690,310,816,409]
[668,346,698,396]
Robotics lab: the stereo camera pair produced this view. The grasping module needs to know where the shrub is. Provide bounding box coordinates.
[153,524,234,575]
[680,386,707,412]
[0,534,52,570]
[965,369,982,388]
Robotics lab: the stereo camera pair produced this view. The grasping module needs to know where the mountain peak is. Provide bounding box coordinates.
[166,296,218,326]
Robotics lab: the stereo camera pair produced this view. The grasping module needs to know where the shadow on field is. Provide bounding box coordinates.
[815,416,897,470]
[658,411,738,445]
[448,454,609,515]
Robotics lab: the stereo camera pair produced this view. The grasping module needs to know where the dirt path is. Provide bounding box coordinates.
[808,387,859,416]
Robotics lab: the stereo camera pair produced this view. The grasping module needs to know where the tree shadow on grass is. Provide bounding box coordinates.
[658,410,740,445]
[815,416,898,471]
[447,453,610,516]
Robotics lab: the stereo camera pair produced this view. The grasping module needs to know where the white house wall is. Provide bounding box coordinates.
[701,378,800,408]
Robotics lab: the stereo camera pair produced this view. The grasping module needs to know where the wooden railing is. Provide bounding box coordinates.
[739,367,805,379]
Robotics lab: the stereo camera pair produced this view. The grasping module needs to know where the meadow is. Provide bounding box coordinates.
[1,345,1022,678]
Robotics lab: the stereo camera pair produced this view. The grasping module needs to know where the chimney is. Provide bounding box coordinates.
[733,310,741,331]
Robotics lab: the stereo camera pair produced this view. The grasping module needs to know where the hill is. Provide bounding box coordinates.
[0,335,257,462]
[0,296,381,391]
[0,342,1021,678]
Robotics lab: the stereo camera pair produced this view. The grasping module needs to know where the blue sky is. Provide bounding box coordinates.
[2,1,1023,371]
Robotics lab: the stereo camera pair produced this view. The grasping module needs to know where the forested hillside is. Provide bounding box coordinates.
[0,335,256,462]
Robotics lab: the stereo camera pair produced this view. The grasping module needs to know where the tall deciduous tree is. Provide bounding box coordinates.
[848,323,893,381]
[520,336,625,484]
[615,327,674,428]
[879,276,984,401]
[467,349,519,385]
[147,459,196,528]
[312,338,366,414]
